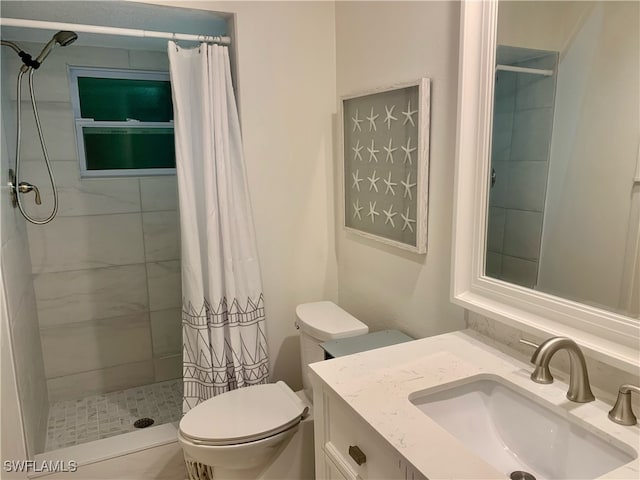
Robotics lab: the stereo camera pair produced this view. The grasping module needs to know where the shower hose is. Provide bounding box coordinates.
[12,67,59,225]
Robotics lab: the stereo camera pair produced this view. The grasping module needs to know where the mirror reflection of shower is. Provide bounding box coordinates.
[1,30,77,225]
[485,45,558,290]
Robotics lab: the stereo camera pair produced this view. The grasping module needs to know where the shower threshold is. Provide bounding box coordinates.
[45,379,182,451]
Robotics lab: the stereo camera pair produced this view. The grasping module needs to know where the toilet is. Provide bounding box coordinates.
[178,301,369,480]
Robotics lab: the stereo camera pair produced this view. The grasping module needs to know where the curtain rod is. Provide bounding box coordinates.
[496,64,554,76]
[0,17,231,46]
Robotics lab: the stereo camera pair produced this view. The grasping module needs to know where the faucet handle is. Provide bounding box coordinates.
[530,365,554,384]
[608,384,640,426]
[519,338,553,383]
[18,182,42,205]
[519,338,539,349]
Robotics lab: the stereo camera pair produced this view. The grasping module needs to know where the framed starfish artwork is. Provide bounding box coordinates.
[341,79,430,253]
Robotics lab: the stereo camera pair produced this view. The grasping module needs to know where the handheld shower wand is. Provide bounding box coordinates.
[2,30,78,225]
[16,30,78,72]
[32,31,77,68]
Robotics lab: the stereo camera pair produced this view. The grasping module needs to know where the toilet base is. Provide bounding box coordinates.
[184,455,214,480]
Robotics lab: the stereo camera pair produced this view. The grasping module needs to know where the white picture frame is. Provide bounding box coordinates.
[341,79,431,254]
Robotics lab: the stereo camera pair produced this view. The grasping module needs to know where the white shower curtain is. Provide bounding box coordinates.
[168,42,270,413]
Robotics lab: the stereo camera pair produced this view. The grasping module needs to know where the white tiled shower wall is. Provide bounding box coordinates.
[5,43,182,403]
[1,52,49,456]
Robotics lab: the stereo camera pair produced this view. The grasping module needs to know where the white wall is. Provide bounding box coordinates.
[1,50,49,457]
[334,1,465,337]
[538,2,639,314]
[137,0,339,389]
[497,1,593,55]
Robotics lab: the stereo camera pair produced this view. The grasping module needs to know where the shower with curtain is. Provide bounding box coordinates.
[0,1,265,465]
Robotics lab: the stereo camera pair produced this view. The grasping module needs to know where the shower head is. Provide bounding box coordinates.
[32,30,77,67]
[54,31,78,47]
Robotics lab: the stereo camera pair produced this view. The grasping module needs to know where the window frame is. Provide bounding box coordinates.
[69,66,176,178]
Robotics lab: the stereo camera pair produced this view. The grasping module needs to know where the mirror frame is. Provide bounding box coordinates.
[451,0,639,373]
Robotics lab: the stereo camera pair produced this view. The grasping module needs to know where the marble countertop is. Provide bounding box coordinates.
[309,330,640,479]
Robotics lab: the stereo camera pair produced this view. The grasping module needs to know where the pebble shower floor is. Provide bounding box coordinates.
[45,379,183,451]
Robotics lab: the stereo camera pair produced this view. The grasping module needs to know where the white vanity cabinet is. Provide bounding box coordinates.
[309,332,640,480]
[312,377,426,480]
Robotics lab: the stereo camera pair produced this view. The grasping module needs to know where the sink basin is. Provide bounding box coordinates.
[410,376,635,479]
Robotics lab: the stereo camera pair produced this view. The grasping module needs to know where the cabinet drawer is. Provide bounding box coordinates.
[323,390,424,480]
[324,452,354,480]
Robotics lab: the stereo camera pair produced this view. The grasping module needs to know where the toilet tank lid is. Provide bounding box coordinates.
[296,301,368,341]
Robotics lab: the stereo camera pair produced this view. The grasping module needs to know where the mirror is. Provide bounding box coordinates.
[452,0,639,373]
[485,1,639,318]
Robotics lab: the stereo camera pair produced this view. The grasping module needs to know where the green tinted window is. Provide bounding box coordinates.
[78,77,173,121]
[71,68,176,176]
[82,127,175,171]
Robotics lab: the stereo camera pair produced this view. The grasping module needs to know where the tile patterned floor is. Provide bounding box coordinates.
[45,379,183,451]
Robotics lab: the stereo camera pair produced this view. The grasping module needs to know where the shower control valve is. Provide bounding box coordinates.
[18,181,42,205]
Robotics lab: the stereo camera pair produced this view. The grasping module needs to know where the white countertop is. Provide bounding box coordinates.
[309,330,640,480]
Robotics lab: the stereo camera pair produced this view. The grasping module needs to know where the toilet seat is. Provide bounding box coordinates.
[179,381,308,446]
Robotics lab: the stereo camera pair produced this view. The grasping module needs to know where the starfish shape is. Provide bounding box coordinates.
[402,100,418,127]
[351,169,363,192]
[382,204,397,228]
[352,109,363,132]
[367,170,380,192]
[383,171,397,196]
[383,138,397,163]
[401,137,417,165]
[366,106,379,132]
[401,172,417,199]
[352,139,364,162]
[384,105,397,129]
[352,199,363,220]
[367,139,379,163]
[400,206,416,232]
[367,201,379,224]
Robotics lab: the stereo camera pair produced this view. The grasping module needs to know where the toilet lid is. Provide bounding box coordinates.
[179,381,308,446]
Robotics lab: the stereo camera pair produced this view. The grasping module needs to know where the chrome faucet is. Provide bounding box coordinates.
[608,384,640,425]
[526,337,595,403]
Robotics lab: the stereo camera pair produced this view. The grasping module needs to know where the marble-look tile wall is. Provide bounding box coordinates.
[486,49,558,288]
[7,43,182,401]
[1,52,49,455]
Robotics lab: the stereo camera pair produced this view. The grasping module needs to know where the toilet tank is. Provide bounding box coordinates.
[295,301,368,400]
